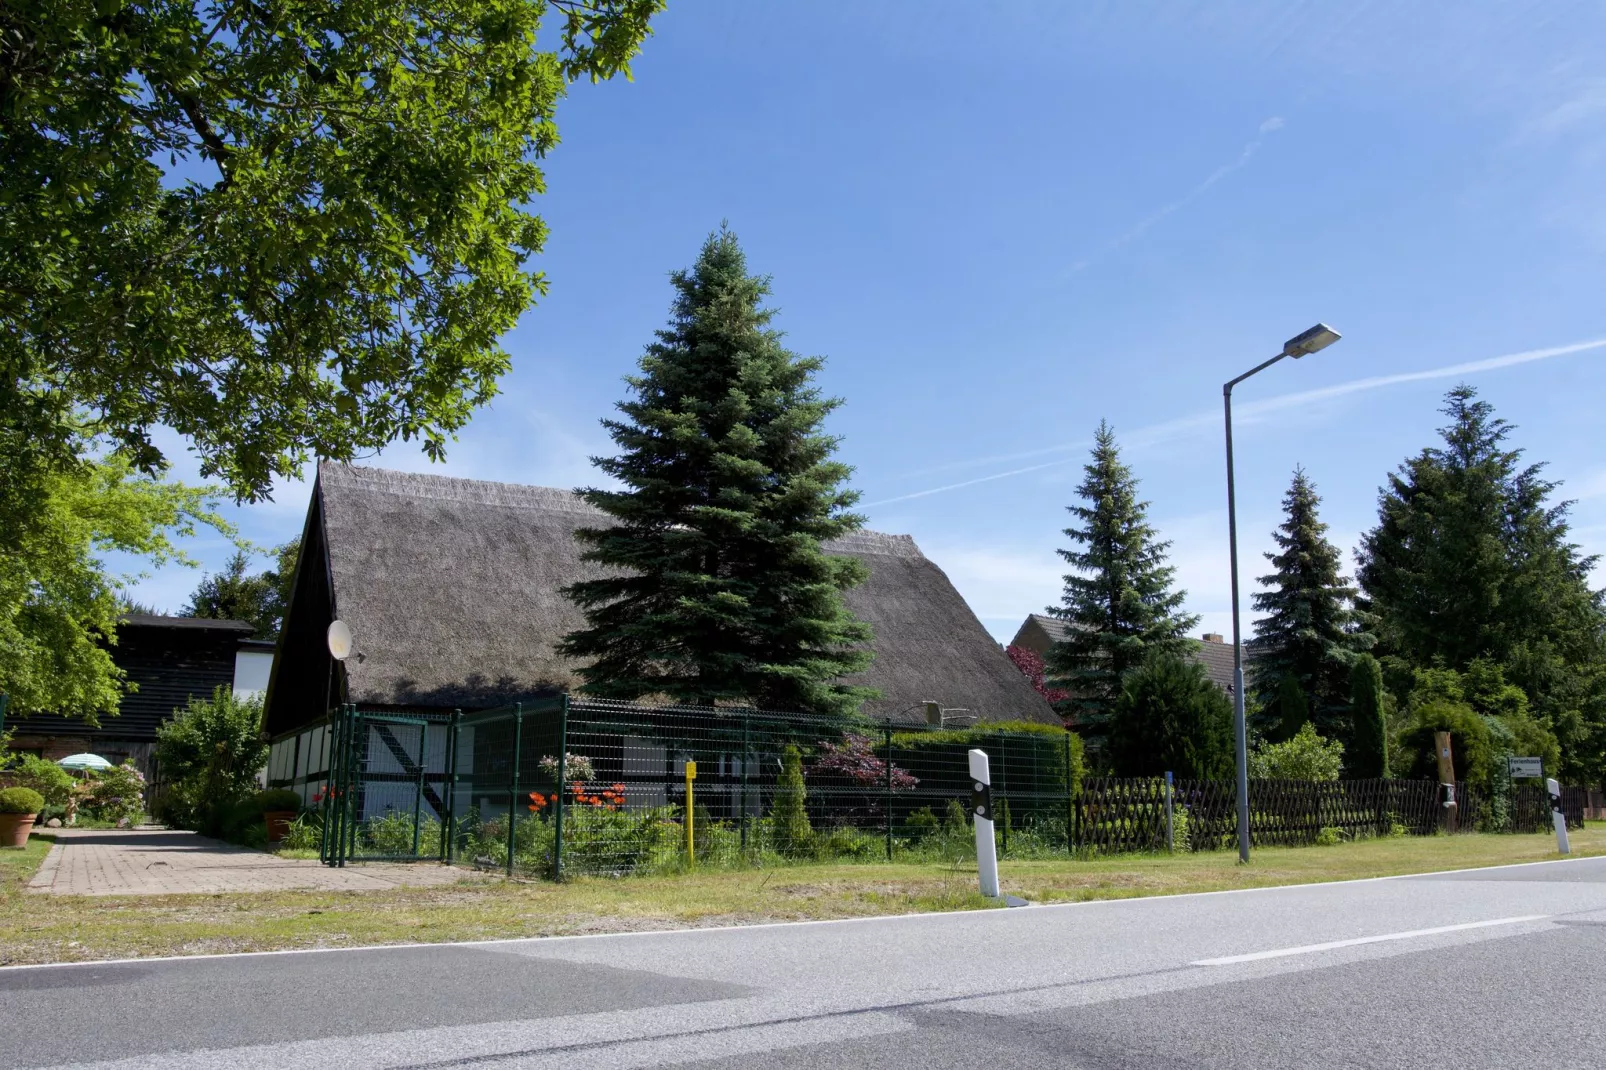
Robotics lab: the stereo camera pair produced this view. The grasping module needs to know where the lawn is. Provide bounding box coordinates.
[2,826,1599,966]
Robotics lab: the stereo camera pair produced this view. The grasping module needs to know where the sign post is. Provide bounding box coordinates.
[1434,731,1457,834]
[1546,778,1570,856]
[684,760,697,866]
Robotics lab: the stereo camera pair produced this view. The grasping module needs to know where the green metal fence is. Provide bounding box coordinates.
[281,696,1586,876]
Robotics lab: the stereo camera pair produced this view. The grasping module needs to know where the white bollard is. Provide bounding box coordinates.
[969,749,1000,899]
[1547,778,1570,856]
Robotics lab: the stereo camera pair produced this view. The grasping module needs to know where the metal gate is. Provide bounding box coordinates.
[321,705,452,867]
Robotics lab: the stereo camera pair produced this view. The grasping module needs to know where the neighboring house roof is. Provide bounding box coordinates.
[264,463,1058,734]
[1009,613,1245,693]
[120,614,254,634]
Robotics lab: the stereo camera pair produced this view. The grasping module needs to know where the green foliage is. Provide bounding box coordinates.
[0,753,76,808]
[2,0,663,504]
[84,761,146,825]
[561,229,874,716]
[1046,421,1198,737]
[1248,723,1344,782]
[1249,469,1374,738]
[184,541,299,640]
[0,786,45,815]
[1315,826,1344,847]
[770,745,813,855]
[1397,697,1496,787]
[254,789,302,814]
[279,814,322,851]
[1277,675,1311,741]
[360,812,442,858]
[152,687,268,835]
[0,455,227,720]
[1357,385,1605,783]
[1104,650,1234,779]
[1348,654,1389,778]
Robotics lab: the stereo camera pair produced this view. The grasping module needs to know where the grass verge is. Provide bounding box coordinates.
[3,825,1599,966]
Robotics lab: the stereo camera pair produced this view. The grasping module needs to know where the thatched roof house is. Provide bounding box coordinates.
[264,464,1057,735]
[1010,612,1244,692]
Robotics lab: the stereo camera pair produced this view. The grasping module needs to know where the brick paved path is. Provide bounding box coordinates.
[27,829,480,896]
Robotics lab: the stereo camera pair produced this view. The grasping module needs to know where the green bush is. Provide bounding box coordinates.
[360,811,442,857]
[153,687,269,836]
[255,789,302,813]
[0,753,76,807]
[1348,654,1388,778]
[1397,697,1495,787]
[1249,723,1344,781]
[0,786,46,815]
[84,762,146,825]
[1315,826,1344,847]
[1105,650,1235,779]
[770,745,812,856]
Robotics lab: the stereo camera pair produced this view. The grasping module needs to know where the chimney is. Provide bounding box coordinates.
[1202,632,1224,643]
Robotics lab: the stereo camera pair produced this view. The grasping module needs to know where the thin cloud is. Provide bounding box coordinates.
[1068,117,1285,273]
[863,336,1606,508]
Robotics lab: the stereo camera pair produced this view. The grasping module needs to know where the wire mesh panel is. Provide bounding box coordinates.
[434,699,1083,879]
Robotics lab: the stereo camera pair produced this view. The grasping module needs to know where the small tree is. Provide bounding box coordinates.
[1348,654,1389,778]
[1248,723,1344,781]
[184,540,300,640]
[1103,650,1234,779]
[1249,469,1373,737]
[1045,421,1197,739]
[1397,698,1495,788]
[770,745,812,855]
[153,687,268,835]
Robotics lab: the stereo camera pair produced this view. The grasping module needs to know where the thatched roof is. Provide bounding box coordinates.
[265,463,1057,730]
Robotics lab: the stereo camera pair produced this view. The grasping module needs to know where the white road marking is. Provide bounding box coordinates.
[1191,914,1550,966]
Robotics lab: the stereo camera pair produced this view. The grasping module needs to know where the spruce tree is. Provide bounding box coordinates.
[1357,385,1605,779]
[1348,654,1388,778]
[1249,468,1373,739]
[1045,421,1197,739]
[560,229,873,716]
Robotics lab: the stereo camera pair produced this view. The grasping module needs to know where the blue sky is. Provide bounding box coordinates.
[127,1,1606,646]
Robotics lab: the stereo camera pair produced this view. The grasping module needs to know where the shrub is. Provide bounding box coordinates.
[0,753,76,808]
[153,687,269,836]
[1105,650,1234,779]
[84,762,146,825]
[255,789,302,813]
[360,811,442,857]
[1276,676,1310,741]
[280,814,322,850]
[1315,826,1344,847]
[1249,723,1344,781]
[770,745,812,856]
[1348,654,1388,778]
[0,786,46,815]
[1397,697,1495,787]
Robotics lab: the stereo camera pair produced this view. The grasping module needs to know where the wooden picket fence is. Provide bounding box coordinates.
[1073,777,1587,854]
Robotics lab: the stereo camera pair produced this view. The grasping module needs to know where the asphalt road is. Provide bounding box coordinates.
[3,856,1604,1069]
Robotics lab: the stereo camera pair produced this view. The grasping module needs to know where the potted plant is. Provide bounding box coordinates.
[0,787,46,848]
[255,789,303,842]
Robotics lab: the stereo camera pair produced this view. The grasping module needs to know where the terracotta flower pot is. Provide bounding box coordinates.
[264,811,298,842]
[0,813,37,849]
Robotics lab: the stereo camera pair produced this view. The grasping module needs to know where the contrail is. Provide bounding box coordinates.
[1067,116,1285,274]
[863,337,1606,508]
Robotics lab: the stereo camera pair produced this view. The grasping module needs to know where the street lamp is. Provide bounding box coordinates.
[1223,323,1341,864]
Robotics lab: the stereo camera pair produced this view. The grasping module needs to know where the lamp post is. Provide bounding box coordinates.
[1224,323,1341,864]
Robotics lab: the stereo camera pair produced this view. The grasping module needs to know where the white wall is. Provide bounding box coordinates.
[233,649,274,698]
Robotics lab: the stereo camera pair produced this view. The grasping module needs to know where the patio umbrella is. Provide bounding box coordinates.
[57,753,113,771]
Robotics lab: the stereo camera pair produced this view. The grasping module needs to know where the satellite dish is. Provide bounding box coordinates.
[326,619,353,662]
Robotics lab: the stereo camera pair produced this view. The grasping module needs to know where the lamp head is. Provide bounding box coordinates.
[1282,323,1341,358]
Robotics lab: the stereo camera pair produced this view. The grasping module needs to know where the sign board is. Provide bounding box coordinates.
[1508,757,1543,779]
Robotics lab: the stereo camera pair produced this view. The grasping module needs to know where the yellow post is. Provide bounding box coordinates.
[684,760,697,865]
